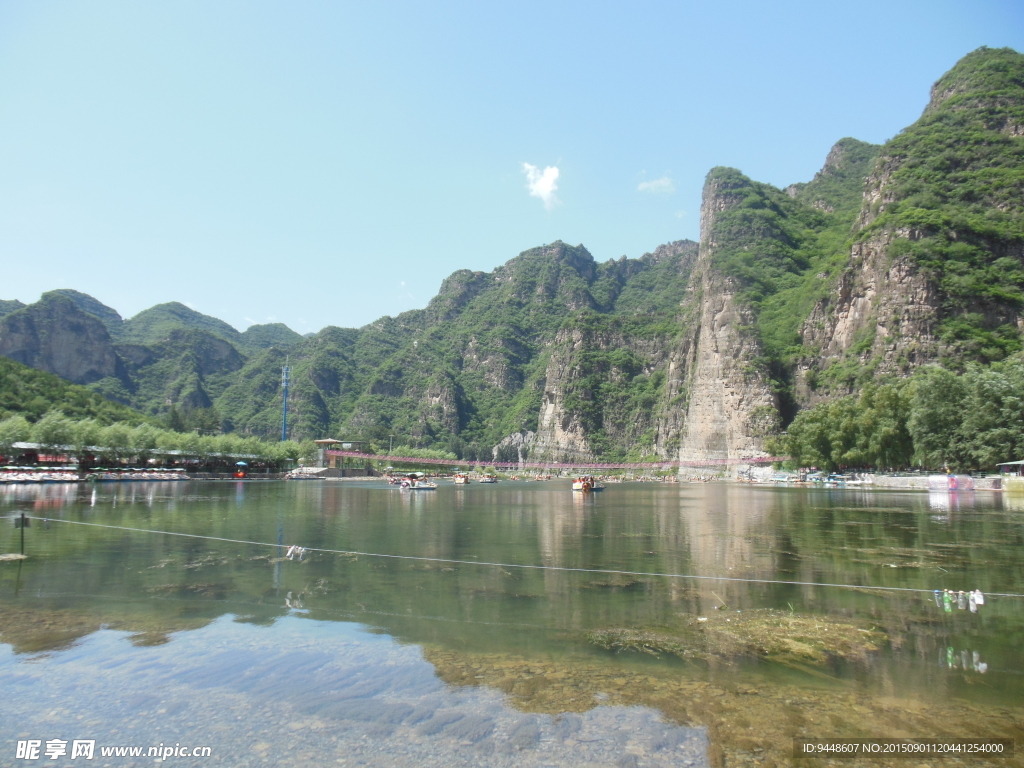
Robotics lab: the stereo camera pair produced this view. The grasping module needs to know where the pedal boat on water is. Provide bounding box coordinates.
[572,475,604,492]
[396,472,438,490]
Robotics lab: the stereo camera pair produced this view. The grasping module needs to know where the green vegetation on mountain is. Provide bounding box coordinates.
[204,241,699,458]
[557,312,679,461]
[239,323,303,350]
[862,47,1024,363]
[704,138,881,396]
[50,289,123,331]
[0,356,149,425]
[0,299,26,319]
[118,302,243,346]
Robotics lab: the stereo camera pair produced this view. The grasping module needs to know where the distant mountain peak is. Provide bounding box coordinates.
[240,323,302,350]
[121,302,242,346]
[0,299,26,320]
[47,289,123,331]
[926,46,1024,115]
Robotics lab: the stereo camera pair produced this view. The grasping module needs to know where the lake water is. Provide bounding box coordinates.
[1,480,1022,767]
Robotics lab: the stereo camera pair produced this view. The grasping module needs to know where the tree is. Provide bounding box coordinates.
[179,431,202,458]
[70,419,101,466]
[31,411,75,460]
[131,424,160,463]
[186,407,222,436]
[0,414,31,461]
[908,367,968,469]
[959,358,1024,469]
[165,405,185,432]
[240,436,266,459]
[156,429,182,453]
[99,423,134,463]
[297,440,319,465]
[771,382,912,471]
[858,382,913,470]
[213,433,244,458]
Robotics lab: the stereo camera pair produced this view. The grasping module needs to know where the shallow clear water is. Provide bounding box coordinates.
[1,480,1022,767]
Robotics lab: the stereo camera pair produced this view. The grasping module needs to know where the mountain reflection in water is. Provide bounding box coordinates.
[1,480,1022,767]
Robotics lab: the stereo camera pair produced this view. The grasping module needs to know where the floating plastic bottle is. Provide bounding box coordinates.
[943,591,952,612]
[934,590,942,607]
[969,592,977,612]
[947,646,955,667]
[958,591,967,610]
[973,651,980,671]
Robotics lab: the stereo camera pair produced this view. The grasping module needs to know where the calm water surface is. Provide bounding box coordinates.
[1,480,1022,767]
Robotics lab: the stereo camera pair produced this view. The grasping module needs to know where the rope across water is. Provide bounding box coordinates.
[14,515,1024,599]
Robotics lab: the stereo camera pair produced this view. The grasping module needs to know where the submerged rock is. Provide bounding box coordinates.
[588,609,884,664]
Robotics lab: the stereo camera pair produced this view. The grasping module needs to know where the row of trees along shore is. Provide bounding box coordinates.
[767,356,1024,472]
[0,411,317,466]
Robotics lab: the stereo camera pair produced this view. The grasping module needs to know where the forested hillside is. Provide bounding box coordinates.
[0,356,151,426]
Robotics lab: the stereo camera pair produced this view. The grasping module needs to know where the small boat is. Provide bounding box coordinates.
[397,472,437,490]
[453,474,471,485]
[477,475,498,484]
[572,475,604,492]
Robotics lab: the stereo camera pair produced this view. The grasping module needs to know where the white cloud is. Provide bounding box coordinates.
[522,163,560,210]
[638,176,675,194]
[674,209,688,219]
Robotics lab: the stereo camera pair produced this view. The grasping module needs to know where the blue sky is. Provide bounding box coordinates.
[1,1,1021,334]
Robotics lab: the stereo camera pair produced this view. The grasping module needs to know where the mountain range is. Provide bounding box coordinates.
[2,47,1022,465]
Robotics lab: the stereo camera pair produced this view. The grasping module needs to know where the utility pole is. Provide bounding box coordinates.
[281,357,290,442]
[389,435,394,453]
[16,513,29,554]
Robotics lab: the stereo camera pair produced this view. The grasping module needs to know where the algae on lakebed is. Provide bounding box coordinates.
[424,644,1024,768]
[0,603,211,654]
[588,609,885,665]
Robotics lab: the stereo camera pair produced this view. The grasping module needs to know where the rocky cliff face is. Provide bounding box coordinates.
[675,174,780,462]
[532,326,600,461]
[799,229,943,384]
[796,144,946,381]
[530,241,698,462]
[0,294,127,386]
[492,430,535,463]
[800,47,1024,384]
